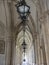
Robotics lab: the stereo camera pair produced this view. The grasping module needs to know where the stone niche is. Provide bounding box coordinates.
[0,40,5,54]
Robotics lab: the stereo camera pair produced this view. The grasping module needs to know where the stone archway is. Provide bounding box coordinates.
[15,26,35,65]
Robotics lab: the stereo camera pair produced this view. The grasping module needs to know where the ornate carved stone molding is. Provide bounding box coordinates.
[39,10,49,23]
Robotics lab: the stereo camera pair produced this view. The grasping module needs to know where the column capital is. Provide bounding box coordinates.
[39,10,49,24]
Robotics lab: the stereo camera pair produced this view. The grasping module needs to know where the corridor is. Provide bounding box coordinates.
[0,0,49,65]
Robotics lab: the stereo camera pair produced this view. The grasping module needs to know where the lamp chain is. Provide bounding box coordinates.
[23,21,25,42]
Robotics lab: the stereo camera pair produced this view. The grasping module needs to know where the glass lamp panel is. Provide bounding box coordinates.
[18,5,29,13]
[19,5,24,13]
[25,6,29,12]
[20,13,27,16]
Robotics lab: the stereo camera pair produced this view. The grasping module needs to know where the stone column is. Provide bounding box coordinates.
[40,18,49,65]
[3,0,12,65]
[33,34,40,65]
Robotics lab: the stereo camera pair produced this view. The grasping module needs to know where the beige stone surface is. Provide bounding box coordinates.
[0,0,49,65]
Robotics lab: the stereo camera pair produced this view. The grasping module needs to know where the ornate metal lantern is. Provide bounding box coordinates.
[15,0,30,21]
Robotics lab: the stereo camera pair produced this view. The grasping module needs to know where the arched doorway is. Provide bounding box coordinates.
[15,25,35,65]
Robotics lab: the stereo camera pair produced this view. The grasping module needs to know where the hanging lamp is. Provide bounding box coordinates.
[15,0,30,21]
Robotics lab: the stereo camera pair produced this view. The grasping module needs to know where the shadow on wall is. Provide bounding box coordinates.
[0,21,5,65]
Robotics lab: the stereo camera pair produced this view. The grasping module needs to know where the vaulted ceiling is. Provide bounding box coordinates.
[0,0,49,65]
[0,0,49,44]
[10,0,37,34]
[0,0,48,47]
